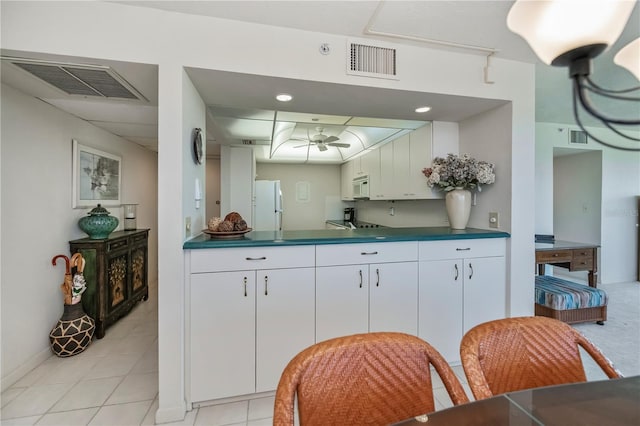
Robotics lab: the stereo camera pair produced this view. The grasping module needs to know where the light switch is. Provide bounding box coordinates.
[489,212,499,228]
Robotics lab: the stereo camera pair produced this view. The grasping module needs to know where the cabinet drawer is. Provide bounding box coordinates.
[419,238,505,261]
[107,239,128,252]
[316,242,417,266]
[536,250,572,264]
[190,246,315,273]
[570,257,594,271]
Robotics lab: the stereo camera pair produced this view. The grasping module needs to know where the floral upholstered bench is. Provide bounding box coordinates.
[535,275,607,325]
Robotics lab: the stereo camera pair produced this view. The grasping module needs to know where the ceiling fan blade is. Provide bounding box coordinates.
[293,144,309,148]
[323,136,339,143]
[327,143,350,148]
[317,144,328,152]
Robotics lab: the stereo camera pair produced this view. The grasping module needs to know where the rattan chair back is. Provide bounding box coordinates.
[274,332,469,426]
[460,316,622,400]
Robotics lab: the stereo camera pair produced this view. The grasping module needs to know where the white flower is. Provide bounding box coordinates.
[422,153,495,192]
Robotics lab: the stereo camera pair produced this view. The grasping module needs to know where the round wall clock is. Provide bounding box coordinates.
[192,128,203,164]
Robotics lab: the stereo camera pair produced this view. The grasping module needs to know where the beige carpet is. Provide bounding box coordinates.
[572,280,640,378]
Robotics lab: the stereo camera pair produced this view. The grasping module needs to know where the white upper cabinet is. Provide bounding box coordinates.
[341,160,354,200]
[342,121,457,201]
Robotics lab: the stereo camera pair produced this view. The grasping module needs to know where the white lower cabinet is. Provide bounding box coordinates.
[188,246,315,403]
[316,242,418,342]
[187,238,506,403]
[190,271,256,401]
[418,239,506,363]
[255,267,315,392]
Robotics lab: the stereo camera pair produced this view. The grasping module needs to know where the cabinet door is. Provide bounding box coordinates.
[418,259,464,363]
[392,134,411,200]
[364,149,381,198]
[106,250,129,314]
[409,124,441,199]
[316,265,369,342]
[369,262,418,335]
[256,267,315,392]
[341,161,354,200]
[463,256,506,334]
[190,271,256,401]
[379,143,394,200]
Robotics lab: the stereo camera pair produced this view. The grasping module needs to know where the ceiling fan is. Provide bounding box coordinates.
[293,127,350,152]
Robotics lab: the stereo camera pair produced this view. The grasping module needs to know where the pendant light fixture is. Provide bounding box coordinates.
[507,0,639,151]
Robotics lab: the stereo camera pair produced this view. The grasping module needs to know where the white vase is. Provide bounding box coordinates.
[445,188,472,230]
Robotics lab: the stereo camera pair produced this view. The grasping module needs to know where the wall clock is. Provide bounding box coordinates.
[192,128,203,164]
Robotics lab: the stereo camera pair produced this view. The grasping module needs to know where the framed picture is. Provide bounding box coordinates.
[72,139,121,208]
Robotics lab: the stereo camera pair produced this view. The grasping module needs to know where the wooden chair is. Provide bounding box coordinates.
[273,332,469,426]
[460,316,622,400]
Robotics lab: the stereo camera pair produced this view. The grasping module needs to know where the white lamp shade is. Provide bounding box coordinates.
[507,0,636,65]
[614,37,640,80]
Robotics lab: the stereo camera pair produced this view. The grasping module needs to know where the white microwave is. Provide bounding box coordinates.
[352,175,369,199]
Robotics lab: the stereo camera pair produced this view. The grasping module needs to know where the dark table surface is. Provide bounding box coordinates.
[394,376,640,426]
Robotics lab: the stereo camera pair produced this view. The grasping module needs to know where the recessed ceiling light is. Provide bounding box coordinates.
[276,93,293,102]
[415,106,431,113]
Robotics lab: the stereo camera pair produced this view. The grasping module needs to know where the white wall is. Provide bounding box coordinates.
[2,2,536,421]
[256,163,344,230]
[553,151,602,282]
[181,74,207,240]
[0,84,158,389]
[356,199,449,227]
[554,151,602,245]
[536,123,640,283]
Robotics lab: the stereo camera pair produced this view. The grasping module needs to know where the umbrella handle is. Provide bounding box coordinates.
[70,253,85,274]
[52,254,70,275]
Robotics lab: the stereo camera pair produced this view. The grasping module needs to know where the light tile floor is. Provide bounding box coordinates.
[2,280,638,425]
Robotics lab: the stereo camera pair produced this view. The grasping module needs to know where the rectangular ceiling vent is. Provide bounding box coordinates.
[569,129,588,145]
[347,42,398,80]
[8,59,147,101]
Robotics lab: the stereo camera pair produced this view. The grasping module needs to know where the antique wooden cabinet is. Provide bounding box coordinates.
[69,229,149,338]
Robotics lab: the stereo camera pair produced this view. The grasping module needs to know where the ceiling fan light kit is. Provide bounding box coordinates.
[293,127,351,152]
[507,0,640,152]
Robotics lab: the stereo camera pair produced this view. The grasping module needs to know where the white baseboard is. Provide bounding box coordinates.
[1,346,52,392]
[155,400,187,424]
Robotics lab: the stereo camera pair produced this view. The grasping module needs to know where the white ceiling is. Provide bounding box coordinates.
[2,1,638,161]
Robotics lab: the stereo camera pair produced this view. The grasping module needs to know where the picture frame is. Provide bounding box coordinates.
[72,139,121,208]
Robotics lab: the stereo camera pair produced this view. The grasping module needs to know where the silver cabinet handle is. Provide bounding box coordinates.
[243,276,247,297]
[246,256,267,261]
[454,264,459,281]
[361,251,378,255]
[456,248,471,251]
[359,270,363,288]
[264,275,268,296]
[468,263,474,280]
[376,268,380,287]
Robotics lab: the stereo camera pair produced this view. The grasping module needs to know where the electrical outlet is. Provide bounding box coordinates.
[489,212,499,228]
[389,207,395,216]
[185,216,192,237]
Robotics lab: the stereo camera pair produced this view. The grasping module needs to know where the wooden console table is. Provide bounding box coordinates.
[535,240,599,287]
[69,229,149,338]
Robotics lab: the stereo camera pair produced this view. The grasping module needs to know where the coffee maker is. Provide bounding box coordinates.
[344,207,356,223]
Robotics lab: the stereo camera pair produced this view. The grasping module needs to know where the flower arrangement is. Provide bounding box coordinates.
[422,153,495,192]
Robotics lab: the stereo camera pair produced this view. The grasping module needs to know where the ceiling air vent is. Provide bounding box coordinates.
[8,58,147,101]
[347,41,398,80]
[569,129,588,145]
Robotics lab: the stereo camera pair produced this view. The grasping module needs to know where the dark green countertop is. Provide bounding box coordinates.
[183,227,510,249]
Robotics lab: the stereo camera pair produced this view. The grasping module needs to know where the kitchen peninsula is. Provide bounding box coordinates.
[183,227,509,407]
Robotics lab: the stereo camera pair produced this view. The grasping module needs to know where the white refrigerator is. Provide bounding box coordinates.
[253,180,283,231]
